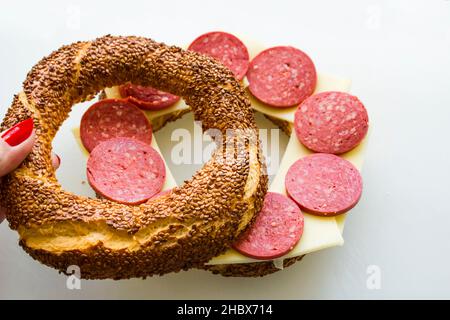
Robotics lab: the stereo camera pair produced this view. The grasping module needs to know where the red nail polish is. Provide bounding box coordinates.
[1,118,34,147]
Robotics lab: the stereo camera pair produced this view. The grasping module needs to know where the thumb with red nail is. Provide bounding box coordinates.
[0,118,60,224]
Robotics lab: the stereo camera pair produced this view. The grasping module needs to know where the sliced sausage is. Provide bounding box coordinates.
[119,84,180,110]
[80,99,152,152]
[246,46,317,107]
[285,153,363,216]
[233,192,304,260]
[188,31,250,80]
[294,91,369,154]
[87,138,166,204]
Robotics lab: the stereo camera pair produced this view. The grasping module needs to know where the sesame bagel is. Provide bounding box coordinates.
[0,35,267,279]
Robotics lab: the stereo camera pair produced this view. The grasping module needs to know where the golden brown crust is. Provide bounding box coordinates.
[0,35,267,279]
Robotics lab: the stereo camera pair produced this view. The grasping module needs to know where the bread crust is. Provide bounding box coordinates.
[0,35,267,280]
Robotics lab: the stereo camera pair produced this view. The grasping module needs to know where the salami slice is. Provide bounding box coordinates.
[246,46,317,107]
[294,91,369,154]
[87,138,166,204]
[80,99,152,153]
[233,192,304,260]
[188,31,250,80]
[285,153,363,216]
[119,84,180,110]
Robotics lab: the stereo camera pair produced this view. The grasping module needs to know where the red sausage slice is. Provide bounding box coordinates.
[285,153,362,216]
[119,84,180,110]
[80,99,152,153]
[246,46,317,108]
[233,192,304,260]
[188,31,250,80]
[294,91,369,154]
[87,138,166,205]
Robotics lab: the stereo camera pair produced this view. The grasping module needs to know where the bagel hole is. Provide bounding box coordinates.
[53,94,290,200]
[154,110,289,185]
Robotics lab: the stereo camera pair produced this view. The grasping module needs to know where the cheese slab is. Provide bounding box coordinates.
[334,130,370,233]
[207,40,359,265]
[208,133,368,265]
[96,39,367,266]
[72,123,366,265]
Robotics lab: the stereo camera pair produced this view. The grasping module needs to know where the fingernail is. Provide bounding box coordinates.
[1,118,34,146]
[56,154,61,165]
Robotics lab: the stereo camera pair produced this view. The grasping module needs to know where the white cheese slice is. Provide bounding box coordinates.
[72,107,366,266]
[207,132,368,265]
[334,131,369,233]
[95,40,367,266]
[206,41,357,265]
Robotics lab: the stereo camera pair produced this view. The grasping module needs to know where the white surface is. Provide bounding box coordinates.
[1,0,450,299]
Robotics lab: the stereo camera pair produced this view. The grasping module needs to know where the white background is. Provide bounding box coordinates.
[1,0,450,299]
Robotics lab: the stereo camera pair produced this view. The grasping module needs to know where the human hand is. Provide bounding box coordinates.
[0,118,60,224]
